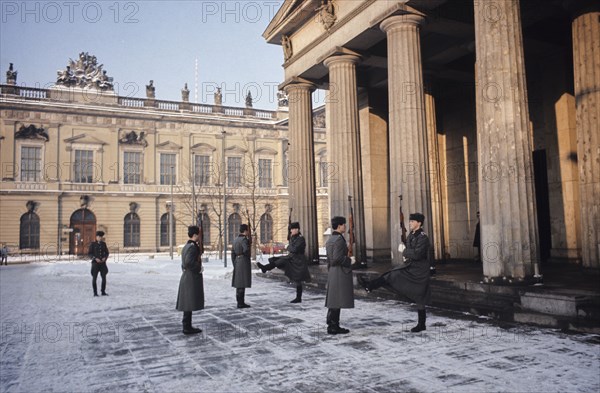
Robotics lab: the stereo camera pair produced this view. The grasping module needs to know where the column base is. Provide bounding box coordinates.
[482,275,544,286]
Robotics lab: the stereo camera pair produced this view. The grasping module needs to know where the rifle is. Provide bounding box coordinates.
[348,195,355,257]
[399,195,407,245]
[287,208,293,241]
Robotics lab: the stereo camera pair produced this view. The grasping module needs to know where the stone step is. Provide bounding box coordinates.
[256,262,600,333]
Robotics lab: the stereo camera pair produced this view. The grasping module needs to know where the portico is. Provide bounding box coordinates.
[264,0,600,277]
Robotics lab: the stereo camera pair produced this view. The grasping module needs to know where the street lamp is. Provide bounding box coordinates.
[222,129,227,267]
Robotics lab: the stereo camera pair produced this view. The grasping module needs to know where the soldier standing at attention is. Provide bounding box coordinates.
[325,216,355,335]
[89,231,109,297]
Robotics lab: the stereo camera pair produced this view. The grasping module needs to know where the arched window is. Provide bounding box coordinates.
[228,213,241,245]
[197,212,210,246]
[20,212,40,249]
[160,213,176,247]
[260,213,273,244]
[124,213,140,248]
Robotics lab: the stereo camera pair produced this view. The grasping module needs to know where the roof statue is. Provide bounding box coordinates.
[214,87,223,105]
[55,52,114,90]
[6,63,17,85]
[146,80,155,98]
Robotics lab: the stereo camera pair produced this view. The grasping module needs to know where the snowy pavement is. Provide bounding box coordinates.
[1,255,599,393]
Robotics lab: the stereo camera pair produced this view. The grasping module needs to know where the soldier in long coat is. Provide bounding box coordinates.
[232,224,252,308]
[257,222,311,303]
[325,216,354,335]
[358,213,431,332]
[89,231,109,296]
[176,226,205,335]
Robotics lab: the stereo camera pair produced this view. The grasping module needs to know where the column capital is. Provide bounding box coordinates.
[323,54,361,69]
[279,77,316,93]
[380,14,425,33]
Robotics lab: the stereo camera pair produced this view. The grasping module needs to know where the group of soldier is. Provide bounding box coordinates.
[174,212,431,336]
[89,212,431,336]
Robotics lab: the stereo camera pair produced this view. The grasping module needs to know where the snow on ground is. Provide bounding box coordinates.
[1,254,599,393]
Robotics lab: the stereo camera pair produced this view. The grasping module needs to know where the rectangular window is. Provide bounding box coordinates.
[74,150,94,183]
[227,157,242,187]
[320,162,329,187]
[124,151,142,184]
[194,155,211,186]
[160,154,176,185]
[258,159,272,188]
[20,146,41,182]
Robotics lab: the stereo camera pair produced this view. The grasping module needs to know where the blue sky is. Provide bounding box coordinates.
[0,1,301,109]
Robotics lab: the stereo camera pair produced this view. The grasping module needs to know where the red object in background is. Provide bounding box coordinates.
[260,242,286,255]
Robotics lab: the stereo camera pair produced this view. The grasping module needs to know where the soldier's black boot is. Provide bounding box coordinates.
[326,309,349,335]
[290,284,302,303]
[411,309,426,333]
[236,288,250,308]
[92,281,98,297]
[256,262,275,274]
[101,276,108,295]
[358,274,386,293]
[182,312,202,335]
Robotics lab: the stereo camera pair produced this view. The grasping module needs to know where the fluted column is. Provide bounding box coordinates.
[381,14,433,265]
[424,82,445,261]
[474,0,540,279]
[572,8,600,268]
[284,82,319,262]
[323,54,366,262]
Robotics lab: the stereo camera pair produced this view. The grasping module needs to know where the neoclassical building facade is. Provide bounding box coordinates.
[264,0,599,278]
[0,55,330,256]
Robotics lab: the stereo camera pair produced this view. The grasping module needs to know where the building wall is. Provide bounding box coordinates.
[0,90,328,255]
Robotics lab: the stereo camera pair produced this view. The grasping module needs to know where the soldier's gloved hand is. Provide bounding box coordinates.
[200,266,204,274]
[350,256,356,264]
[398,243,406,253]
[403,256,408,262]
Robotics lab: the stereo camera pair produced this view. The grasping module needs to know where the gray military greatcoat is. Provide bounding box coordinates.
[384,228,431,305]
[325,232,354,309]
[176,240,205,311]
[269,233,311,283]
[231,235,252,289]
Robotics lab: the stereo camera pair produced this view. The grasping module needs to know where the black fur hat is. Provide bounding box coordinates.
[290,222,300,229]
[409,213,425,224]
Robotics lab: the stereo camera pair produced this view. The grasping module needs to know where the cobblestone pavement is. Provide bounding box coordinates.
[1,258,599,392]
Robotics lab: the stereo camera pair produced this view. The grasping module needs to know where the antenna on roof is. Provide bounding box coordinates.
[194,57,198,104]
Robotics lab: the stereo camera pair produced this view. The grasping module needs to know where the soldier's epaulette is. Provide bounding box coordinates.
[420,232,428,236]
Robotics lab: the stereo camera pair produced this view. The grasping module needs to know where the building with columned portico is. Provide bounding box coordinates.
[263,0,599,280]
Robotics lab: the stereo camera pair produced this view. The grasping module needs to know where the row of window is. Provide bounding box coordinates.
[18,211,275,250]
[18,146,331,187]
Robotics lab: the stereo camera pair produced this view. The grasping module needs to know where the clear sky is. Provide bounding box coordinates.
[0,0,300,110]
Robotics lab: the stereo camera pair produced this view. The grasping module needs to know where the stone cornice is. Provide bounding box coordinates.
[281,0,377,69]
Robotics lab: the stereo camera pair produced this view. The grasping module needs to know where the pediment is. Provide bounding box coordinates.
[225,145,247,154]
[63,134,106,145]
[191,142,217,152]
[263,0,321,43]
[156,141,182,150]
[255,147,278,156]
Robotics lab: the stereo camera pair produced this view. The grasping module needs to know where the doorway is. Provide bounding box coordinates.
[533,150,551,263]
[69,208,96,256]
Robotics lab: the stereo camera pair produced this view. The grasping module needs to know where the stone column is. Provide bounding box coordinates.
[284,81,319,262]
[323,54,366,262]
[572,7,600,269]
[381,14,433,264]
[425,82,445,261]
[474,0,540,280]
